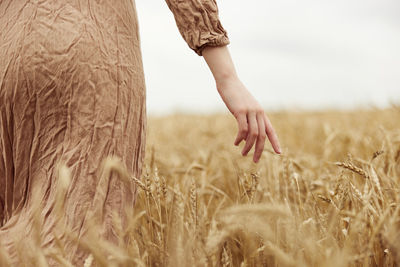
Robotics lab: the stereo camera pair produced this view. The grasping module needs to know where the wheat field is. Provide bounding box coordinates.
[1,107,400,266]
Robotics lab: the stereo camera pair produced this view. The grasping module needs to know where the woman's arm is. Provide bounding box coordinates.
[163,0,280,162]
[202,45,281,163]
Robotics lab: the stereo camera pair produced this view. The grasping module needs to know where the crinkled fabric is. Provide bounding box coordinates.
[0,0,228,265]
[165,0,230,56]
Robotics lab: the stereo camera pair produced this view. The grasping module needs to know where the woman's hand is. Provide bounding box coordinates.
[217,76,281,162]
[202,45,281,163]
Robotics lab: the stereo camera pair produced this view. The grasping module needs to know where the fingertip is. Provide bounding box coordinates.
[271,140,281,154]
[235,135,245,145]
[277,143,282,154]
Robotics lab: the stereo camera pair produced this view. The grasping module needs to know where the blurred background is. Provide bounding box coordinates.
[135,0,400,116]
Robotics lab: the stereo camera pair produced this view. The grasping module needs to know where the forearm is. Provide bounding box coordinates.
[202,45,239,87]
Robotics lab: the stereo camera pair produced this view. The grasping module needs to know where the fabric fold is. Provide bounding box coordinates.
[165,0,230,56]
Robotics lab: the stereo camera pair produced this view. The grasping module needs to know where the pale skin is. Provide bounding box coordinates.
[202,45,281,163]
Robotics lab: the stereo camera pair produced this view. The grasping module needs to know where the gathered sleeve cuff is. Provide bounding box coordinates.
[165,0,230,56]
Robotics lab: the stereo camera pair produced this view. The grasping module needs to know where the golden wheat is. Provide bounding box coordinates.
[0,107,399,266]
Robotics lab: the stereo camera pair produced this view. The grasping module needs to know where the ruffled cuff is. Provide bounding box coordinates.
[193,32,230,56]
[165,0,230,56]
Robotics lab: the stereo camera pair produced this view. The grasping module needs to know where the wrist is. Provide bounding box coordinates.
[215,72,239,88]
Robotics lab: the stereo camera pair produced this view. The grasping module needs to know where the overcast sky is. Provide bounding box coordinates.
[135,0,400,115]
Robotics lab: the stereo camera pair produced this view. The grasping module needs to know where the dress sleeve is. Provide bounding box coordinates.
[164,0,230,56]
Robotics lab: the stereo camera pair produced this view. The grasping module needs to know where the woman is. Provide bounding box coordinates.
[0,0,280,265]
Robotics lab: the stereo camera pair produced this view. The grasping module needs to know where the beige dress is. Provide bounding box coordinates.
[0,0,229,265]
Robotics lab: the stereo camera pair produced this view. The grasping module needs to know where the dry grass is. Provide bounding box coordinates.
[1,107,400,266]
